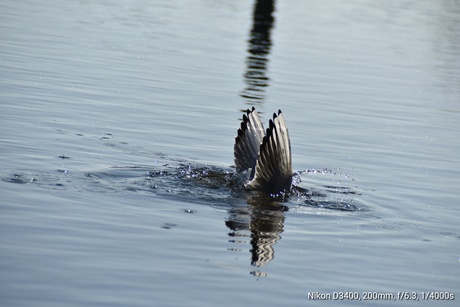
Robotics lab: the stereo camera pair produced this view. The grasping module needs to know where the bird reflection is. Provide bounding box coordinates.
[226,193,286,273]
[228,0,281,275]
[241,0,276,103]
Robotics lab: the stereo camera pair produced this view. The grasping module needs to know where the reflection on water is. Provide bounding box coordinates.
[236,0,281,274]
[226,194,286,276]
[2,156,362,276]
[241,0,276,104]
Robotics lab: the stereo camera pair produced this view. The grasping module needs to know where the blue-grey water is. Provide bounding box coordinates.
[1,0,459,306]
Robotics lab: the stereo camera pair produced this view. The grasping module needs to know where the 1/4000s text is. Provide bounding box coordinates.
[308,291,455,301]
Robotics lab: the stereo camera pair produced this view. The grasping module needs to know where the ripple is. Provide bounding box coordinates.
[2,158,366,212]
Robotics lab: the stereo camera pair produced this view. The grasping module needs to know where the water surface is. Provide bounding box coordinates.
[1,0,459,306]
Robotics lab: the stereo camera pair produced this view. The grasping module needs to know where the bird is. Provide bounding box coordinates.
[234,107,293,195]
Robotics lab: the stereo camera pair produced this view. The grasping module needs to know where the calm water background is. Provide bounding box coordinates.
[1,0,459,306]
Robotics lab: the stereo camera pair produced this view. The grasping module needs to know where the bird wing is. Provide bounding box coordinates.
[234,107,265,179]
[247,110,293,194]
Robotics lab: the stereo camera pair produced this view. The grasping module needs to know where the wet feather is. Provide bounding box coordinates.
[234,107,293,194]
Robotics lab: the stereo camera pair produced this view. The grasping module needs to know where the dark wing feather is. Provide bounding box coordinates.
[234,107,265,179]
[247,110,292,194]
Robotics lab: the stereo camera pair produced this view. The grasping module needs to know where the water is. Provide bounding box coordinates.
[1,0,459,306]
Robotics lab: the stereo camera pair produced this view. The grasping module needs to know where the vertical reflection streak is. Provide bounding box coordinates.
[241,0,276,104]
[228,0,284,276]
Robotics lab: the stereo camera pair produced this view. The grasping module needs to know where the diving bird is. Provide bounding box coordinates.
[234,107,293,195]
